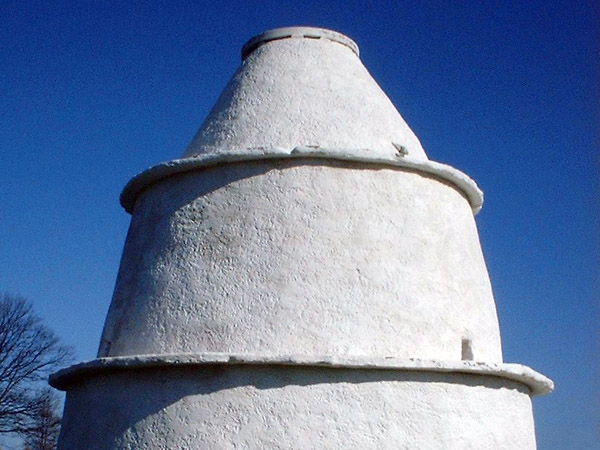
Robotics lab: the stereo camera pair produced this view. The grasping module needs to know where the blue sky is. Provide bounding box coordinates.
[1,1,598,448]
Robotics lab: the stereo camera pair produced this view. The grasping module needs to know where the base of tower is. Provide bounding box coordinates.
[51,354,551,449]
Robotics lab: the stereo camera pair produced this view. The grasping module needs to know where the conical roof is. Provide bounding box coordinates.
[183,27,428,160]
[120,27,484,213]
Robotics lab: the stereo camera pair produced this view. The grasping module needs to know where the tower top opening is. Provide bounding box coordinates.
[241,26,360,60]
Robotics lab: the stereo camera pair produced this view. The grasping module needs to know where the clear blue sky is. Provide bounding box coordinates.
[1,1,597,448]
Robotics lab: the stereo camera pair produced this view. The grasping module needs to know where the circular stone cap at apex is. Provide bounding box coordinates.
[242,27,359,60]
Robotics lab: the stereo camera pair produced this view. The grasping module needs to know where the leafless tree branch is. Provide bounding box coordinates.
[0,293,72,438]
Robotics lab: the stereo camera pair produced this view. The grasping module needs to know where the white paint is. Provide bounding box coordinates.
[53,27,552,449]
[56,364,539,449]
[119,146,484,214]
[241,27,360,59]
[183,27,428,160]
[50,353,553,395]
[99,161,502,362]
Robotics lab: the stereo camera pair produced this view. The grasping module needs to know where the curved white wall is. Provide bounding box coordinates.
[183,31,427,160]
[53,27,551,450]
[57,365,536,450]
[99,160,502,362]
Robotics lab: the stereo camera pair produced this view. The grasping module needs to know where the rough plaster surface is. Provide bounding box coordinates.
[119,147,484,214]
[241,27,360,59]
[57,365,538,450]
[50,353,553,395]
[99,160,502,362]
[54,27,552,449]
[183,29,428,160]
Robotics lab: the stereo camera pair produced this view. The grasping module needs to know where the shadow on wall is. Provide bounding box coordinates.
[59,364,530,447]
[129,158,468,219]
[100,158,471,359]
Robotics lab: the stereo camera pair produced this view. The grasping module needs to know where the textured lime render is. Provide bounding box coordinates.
[183,29,428,160]
[57,365,538,450]
[50,353,553,395]
[119,147,484,214]
[100,161,500,362]
[53,27,552,449]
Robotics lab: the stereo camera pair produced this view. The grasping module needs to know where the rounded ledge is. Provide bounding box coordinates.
[242,27,359,60]
[119,147,484,215]
[49,352,553,396]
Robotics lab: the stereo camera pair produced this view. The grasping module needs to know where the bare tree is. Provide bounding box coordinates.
[0,294,71,437]
[22,389,61,450]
